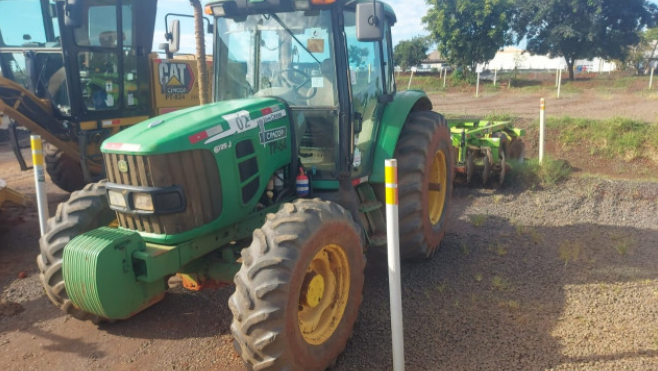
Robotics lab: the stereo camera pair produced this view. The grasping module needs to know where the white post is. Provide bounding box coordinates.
[407,68,415,90]
[443,67,447,88]
[650,68,654,89]
[476,72,480,98]
[539,99,545,166]
[385,159,405,371]
[493,68,497,87]
[31,135,49,236]
[555,69,559,87]
[557,69,562,99]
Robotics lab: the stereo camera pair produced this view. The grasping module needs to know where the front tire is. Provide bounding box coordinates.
[36,180,116,320]
[230,199,365,371]
[395,110,453,260]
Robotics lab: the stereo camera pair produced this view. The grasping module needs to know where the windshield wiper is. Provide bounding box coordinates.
[268,13,321,65]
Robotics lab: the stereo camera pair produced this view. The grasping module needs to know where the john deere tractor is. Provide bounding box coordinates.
[0,0,211,192]
[37,1,453,370]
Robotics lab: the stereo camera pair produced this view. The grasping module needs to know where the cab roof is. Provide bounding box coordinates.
[205,0,397,25]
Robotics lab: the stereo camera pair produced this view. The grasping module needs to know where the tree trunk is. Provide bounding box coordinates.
[566,57,575,81]
[190,0,209,105]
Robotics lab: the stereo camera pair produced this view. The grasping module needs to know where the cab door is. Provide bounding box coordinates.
[343,9,394,179]
[57,0,156,122]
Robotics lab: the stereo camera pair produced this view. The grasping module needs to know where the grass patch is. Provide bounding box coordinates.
[530,229,543,244]
[468,214,488,227]
[491,275,511,291]
[495,243,508,256]
[544,116,658,161]
[511,155,572,186]
[609,233,634,256]
[498,300,520,311]
[460,242,470,256]
[403,74,448,92]
[559,240,582,266]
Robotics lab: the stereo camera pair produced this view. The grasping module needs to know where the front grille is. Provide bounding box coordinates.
[104,150,221,235]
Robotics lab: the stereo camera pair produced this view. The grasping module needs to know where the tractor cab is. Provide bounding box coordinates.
[209,0,397,183]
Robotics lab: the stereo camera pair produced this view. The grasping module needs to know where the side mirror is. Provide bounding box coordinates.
[356,2,384,42]
[64,0,82,28]
[207,22,214,34]
[165,20,180,54]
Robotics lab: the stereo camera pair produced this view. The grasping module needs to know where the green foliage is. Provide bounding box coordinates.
[627,27,658,75]
[548,116,658,161]
[514,0,658,80]
[348,45,369,66]
[423,0,515,76]
[512,156,572,186]
[468,214,488,227]
[403,74,445,92]
[393,37,430,71]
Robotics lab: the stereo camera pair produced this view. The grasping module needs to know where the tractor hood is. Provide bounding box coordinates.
[101,97,288,155]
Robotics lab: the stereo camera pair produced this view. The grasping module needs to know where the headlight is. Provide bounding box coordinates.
[133,192,154,212]
[108,190,127,208]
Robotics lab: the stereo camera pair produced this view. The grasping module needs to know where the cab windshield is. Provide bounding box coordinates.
[215,10,337,107]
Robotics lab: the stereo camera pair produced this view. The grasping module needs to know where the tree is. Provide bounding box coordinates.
[513,0,658,81]
[423,0,515,78]
[348,45,370,66]
[190,0,208,104]
[393,37,430,71]
[627,28,658,75]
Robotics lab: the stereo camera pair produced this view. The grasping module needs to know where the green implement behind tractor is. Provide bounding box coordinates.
[449,119,526,186]
[37,1,453,370]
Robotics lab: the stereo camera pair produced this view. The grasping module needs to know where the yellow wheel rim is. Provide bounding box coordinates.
[428,149,447,225]
[298,243,350,345]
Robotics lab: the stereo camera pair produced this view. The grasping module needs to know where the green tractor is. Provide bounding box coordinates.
[37,1,453,370]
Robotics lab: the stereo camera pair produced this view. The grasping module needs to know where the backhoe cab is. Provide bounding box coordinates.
[37,1,454,371]
[0,0,209,191]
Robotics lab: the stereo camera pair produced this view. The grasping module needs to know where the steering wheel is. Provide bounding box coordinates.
[275,68,318,99]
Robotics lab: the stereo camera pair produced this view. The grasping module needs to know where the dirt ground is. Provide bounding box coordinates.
[1,79,658,371]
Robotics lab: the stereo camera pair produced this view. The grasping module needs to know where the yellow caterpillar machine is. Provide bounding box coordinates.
[0,0,210,192]
[0,179,31,211]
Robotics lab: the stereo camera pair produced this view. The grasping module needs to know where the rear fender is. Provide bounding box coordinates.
[370,90,432,183]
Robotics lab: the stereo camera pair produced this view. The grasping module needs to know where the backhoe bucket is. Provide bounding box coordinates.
[0,179,32,209]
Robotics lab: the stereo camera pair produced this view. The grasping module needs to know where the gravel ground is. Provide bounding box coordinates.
[333,178,658,371]
[3,174,657,371]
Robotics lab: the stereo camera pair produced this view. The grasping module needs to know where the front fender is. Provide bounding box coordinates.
[370,90,432,183]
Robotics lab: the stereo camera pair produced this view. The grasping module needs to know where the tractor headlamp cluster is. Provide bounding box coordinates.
[106,183,186,215]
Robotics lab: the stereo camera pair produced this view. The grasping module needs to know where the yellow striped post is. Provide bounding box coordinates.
[31,135,49,236]
[385,159,405,371]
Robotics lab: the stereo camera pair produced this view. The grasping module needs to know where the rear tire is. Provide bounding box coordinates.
[230,199,365,371]
[44,143,88,193]
[395,110,453,260]
[36,180,116,321]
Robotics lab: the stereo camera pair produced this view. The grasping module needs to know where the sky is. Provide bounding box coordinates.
[154,0,658,53]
